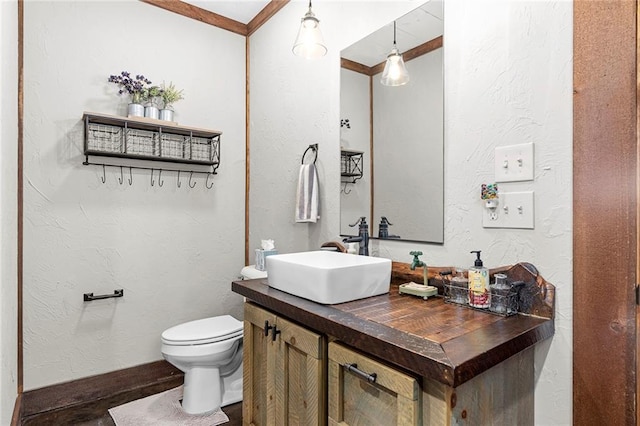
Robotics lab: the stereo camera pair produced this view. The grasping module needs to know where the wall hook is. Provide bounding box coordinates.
[189,172,196,188]
[342,182,352,195]
[158,169,164,187]
[302,143,318,165]
[150,168,155,186]
[118,166,124,185]
[206,173,214,189]
[177,170,181,188]
[101,164,106,184]
[128,167,133,185]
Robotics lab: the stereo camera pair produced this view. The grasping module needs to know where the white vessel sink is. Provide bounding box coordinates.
[266,250,391,304]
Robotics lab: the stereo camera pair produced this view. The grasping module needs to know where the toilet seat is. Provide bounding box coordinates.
[162,315,243,346]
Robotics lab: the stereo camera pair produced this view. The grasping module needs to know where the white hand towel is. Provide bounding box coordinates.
[295,163,320,223]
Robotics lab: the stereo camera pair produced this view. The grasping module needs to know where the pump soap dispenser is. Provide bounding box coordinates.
[468,250,490,308]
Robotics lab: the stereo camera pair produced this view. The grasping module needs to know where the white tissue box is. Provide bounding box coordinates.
[255,249,278,271]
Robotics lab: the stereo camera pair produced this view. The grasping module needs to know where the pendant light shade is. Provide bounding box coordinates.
[381,22,409,86]
[293,1,327,59]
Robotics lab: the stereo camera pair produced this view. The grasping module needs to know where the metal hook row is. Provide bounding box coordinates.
[87,162,215,190]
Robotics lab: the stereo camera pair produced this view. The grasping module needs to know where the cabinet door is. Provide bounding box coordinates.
[328,342,420,426]
[243,302,326,426]
[243,302,278,426]
[275,315,326,425]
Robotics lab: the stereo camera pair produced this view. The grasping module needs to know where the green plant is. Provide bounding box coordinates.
[161,82,184,110]
[141,85,162,105]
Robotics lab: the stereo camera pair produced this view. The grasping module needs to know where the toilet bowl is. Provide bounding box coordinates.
[161,315,243,415]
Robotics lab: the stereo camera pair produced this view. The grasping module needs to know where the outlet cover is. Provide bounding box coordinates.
[482,191,535,229]
[494,143,534,182]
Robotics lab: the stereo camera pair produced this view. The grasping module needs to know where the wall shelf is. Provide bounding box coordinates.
[83,112,221,172]
[341,149,364,184]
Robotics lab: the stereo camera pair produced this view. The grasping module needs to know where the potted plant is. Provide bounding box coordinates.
[142,85,162,119]
[159,82,184,122]
[108,71,152,117]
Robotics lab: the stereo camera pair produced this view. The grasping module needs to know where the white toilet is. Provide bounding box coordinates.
[161,315,244,415]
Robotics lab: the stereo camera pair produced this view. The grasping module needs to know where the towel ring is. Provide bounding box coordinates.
[301,144,318,165]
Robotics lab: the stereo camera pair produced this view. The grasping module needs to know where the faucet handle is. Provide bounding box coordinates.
[410,250,423,257]
[349,216,367,228]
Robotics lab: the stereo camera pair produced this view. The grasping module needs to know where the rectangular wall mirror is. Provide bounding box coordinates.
[340,0,444,244]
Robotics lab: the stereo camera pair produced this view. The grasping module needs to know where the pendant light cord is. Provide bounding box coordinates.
[393,21,397,46]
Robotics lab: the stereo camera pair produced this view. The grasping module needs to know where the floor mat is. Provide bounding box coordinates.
[108,386,229,426]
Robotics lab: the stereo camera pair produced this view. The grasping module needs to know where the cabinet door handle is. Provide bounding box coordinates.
[344,363,377,383]
[271,326,281,341]
[264,320,273,336]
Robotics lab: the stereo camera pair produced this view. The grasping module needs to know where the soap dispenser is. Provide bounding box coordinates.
[468,250,490,308]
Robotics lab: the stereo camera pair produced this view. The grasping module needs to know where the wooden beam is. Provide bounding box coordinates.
[247,0,290,37]
[140,0,248,36]
[573,0,637,424]
[340,58,372,76]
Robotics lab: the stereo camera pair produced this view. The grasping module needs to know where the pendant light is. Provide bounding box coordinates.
[381,21,410,86]
[292,0,327,59]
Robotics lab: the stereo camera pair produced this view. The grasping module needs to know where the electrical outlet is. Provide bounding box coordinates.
[494,143,534,182]
[482,191,535,229]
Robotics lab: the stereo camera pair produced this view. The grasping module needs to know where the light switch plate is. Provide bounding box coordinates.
[494,143,534,182]
[482,191,535,229]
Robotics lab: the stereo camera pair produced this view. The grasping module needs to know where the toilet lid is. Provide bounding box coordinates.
[162,315,243,346]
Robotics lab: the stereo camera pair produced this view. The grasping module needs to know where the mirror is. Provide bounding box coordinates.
[339,1,444,243]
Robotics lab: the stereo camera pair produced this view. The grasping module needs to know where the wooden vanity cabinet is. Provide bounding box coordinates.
[328,342,421,425]
[243,302,326,426]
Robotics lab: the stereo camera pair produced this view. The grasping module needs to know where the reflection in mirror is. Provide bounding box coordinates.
[340,1,444,243]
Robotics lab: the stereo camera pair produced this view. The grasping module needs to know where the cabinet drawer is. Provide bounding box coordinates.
[328,342,420,426]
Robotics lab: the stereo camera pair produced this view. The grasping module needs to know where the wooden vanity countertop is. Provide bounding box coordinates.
[231,263,554,388]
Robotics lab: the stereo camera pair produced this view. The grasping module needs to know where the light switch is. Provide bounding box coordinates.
[483,191,535,229]
[494,143,534,182]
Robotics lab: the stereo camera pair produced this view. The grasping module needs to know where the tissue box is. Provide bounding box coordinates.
[255,249,278,271]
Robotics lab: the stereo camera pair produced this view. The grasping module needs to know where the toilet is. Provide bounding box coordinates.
[161,315,244,415]
[160,266,267,415]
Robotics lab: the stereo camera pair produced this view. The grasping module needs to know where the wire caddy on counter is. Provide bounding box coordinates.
[440,271,523,317]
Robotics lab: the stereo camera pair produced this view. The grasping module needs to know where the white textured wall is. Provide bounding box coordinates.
[339,69,370,236]
[250,1,572,424]
[1,0,19,421]
[23,1,246,390]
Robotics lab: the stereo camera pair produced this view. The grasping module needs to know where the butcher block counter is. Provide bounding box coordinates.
[232,262,555,425]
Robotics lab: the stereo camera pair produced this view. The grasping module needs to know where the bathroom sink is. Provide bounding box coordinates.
[266,250,391,304]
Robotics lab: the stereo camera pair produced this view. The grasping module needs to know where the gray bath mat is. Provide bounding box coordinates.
[108,386,229,425]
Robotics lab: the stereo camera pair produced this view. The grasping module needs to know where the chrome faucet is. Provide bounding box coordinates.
[343,217,369,256]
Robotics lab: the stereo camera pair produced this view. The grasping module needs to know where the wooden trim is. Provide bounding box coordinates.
[574,1,637,425]
[140,0,248,36]
[369,75,374,225]
[20,360,183,424]
[17,0,24,395]
[341,58,372,76]
[247,0,290,37]
[403,35,443,63]
[11,393,22,426]
[245,37,250,266]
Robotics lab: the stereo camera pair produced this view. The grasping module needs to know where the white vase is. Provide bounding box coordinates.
[159,109,174,122]
[144,105,159,119]
[128,103,144,117]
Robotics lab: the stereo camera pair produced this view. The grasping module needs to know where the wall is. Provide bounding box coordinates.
[1,0,19,421]
[23,1,246,390]
[250,1,572,424]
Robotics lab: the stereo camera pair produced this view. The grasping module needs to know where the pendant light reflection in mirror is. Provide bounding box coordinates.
[381,21,410,86]
[292,0,327,59]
